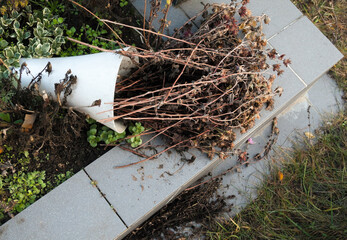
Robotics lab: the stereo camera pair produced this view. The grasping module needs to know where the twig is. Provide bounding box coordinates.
[114,129,210,169]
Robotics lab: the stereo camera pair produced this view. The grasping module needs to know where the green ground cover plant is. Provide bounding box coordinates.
[0,145,74,220]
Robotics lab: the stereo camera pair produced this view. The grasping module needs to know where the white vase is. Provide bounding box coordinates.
[17,50,136,133]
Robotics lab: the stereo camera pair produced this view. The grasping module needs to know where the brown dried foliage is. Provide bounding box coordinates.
[112,2,290,158]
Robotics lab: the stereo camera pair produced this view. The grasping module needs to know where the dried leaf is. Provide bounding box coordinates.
[278,171,284,181]
[264,15,271,24]
[21,114,37,132]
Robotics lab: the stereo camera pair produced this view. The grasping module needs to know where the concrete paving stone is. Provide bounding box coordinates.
[246,0,303,39]
[306,73,344,114]
[273,95,321,150]
[131,0,191,35]
[0,171,127,240]
[85,140,217,230]
[209,121,274,216]
[269,16,343,86]
[178,0,303,39]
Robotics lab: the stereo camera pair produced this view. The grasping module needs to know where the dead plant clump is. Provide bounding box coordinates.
[106,1,290,160]
[124,178,226,240]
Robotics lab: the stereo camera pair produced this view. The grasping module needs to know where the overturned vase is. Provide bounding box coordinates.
[16,49,136,133]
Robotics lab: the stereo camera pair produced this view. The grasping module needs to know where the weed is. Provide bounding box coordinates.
[60,22,119,56]
[54,170,73,185]
[0,170,47,214]
[127,122,145,148]
[86,118,126,147]
[119,0,128,8]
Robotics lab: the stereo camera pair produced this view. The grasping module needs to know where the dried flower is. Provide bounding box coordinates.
[283,58,292,67]
[272,64,281,71]
[268,49,277,59]
[264,15,271,24]
[278,54,285,60]
[238,6,251,18]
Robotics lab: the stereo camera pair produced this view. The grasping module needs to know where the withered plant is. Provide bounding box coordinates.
[69,1,290,165]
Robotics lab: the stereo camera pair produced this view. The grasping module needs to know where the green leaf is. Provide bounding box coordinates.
[34,44,42,55]
[13,20,20,29]
[55,35,65,44]
[58,17,64,24]
[100,131,108,141]
[42,8,51,17]
[86,117,96,124]
[0,112,11,122]
[24,31,31,39]
[41,43,50,54]
[0,39,8,48]
[14,119,23,124]
[54,27,63,36]
[88,129,97,136]
[23,151,29,158]
[4,48,14,58]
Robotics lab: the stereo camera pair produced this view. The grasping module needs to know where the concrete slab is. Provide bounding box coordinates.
[306,73,344,114]
[84,141,216,230]
[177,0,303,39]
[209,119,274,216]
[0,171,127,240]
[131,0,190,35]
[274,95,321,149]
[246,0,303,39]
[269,16,343,86]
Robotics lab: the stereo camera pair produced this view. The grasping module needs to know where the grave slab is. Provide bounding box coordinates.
[306,73,344,114]
[209,126,273,217]
[84,143,216,230]
[269,17,344,86]
[131,0,190,34]
[273,95,321,149]
[177,0,303,39]
[0,171,127,240]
